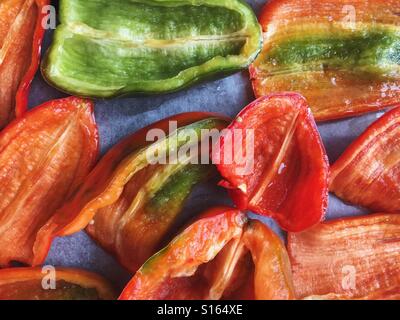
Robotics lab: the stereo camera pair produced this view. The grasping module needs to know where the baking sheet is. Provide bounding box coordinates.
[28,0,379,290]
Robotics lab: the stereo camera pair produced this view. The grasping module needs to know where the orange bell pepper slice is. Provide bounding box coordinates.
[288,214,400,300]
[330,106,400,212]
[0,96,98,267]
[0,267,116,300]
[35,113,229,271]
[120,207,295,300]
[213,93,329,232]
[250,0,400,121]
[0,0,49,128]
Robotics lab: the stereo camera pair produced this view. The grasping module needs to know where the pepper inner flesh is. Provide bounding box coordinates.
[258,27,400,79]
[249,108,300,207]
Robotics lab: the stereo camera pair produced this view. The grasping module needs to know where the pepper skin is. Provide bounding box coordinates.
[288,214,400,300]
[0,0,49,128]
[250,0,400,121]
[35,113,229,272]
[42,0,262,98]
[330,107,400,213]
[0,96,98,267]
[213,93,329,232]
[0,267,116,300]
[119,207,295,300]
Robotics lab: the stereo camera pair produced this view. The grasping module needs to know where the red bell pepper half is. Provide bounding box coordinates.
[0,96,98,267]
[119,207,295,300]
[0,0,49,128]
[35,113,229,271]
[288,214,400,299]
[330,106,400,212]
[0,267,116,300]
[213,93,329,232]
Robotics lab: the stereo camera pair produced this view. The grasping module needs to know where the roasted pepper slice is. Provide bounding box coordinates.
[330,107,400,212]
[0,267,116,300]
[0,0,49,128]
[288,214,400,300]
[36,113,229,272]
[213,93,329,232]
[0,96,98,267]
[250,0,400,121]
[119,207,294,300]
[42,0,262,98]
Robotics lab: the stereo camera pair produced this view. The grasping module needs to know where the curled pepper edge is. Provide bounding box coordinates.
[0,267,117,300]
[15,0,50,118]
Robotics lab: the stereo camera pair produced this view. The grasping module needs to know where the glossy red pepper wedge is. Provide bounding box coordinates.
[0,0,49,128]
[36,113,229,271]
[250,0,400,122]
[120,207,295,300]
[288,214,400,300]
[330,106,400,212]
[0,96,98,267]
[213,93,329,232]
[0,267,116,300]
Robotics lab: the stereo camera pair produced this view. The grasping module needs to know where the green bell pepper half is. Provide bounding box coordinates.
[42,0,262,97]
